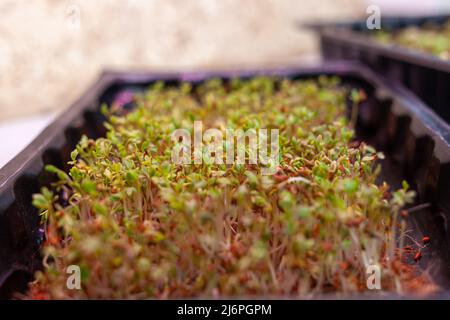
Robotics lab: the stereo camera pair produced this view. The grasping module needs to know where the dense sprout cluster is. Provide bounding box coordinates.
[375,21,450,60]
[28,76,436,299]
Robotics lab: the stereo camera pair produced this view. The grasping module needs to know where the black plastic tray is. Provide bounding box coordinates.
[310,15,450,124]
[1,62,450,298]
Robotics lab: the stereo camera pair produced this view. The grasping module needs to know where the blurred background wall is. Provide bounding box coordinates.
[0,0,364,121]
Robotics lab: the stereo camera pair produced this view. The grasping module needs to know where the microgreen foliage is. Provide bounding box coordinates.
[375,20,450,60]
[28,76,436,299]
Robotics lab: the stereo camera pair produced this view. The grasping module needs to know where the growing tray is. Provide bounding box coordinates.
[1,62,450,298]
[310,15,450,124]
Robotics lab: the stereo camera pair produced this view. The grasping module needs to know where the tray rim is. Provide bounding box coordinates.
[306,15,450,73]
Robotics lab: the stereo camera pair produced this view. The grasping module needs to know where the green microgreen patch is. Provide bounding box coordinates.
[27,76,436,299]
[375,20,450,60]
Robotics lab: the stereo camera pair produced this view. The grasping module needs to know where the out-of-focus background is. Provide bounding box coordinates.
[1,0,450,167]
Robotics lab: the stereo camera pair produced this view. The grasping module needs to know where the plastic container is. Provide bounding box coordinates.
[311,15,450,123]
[0,62,449,298]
